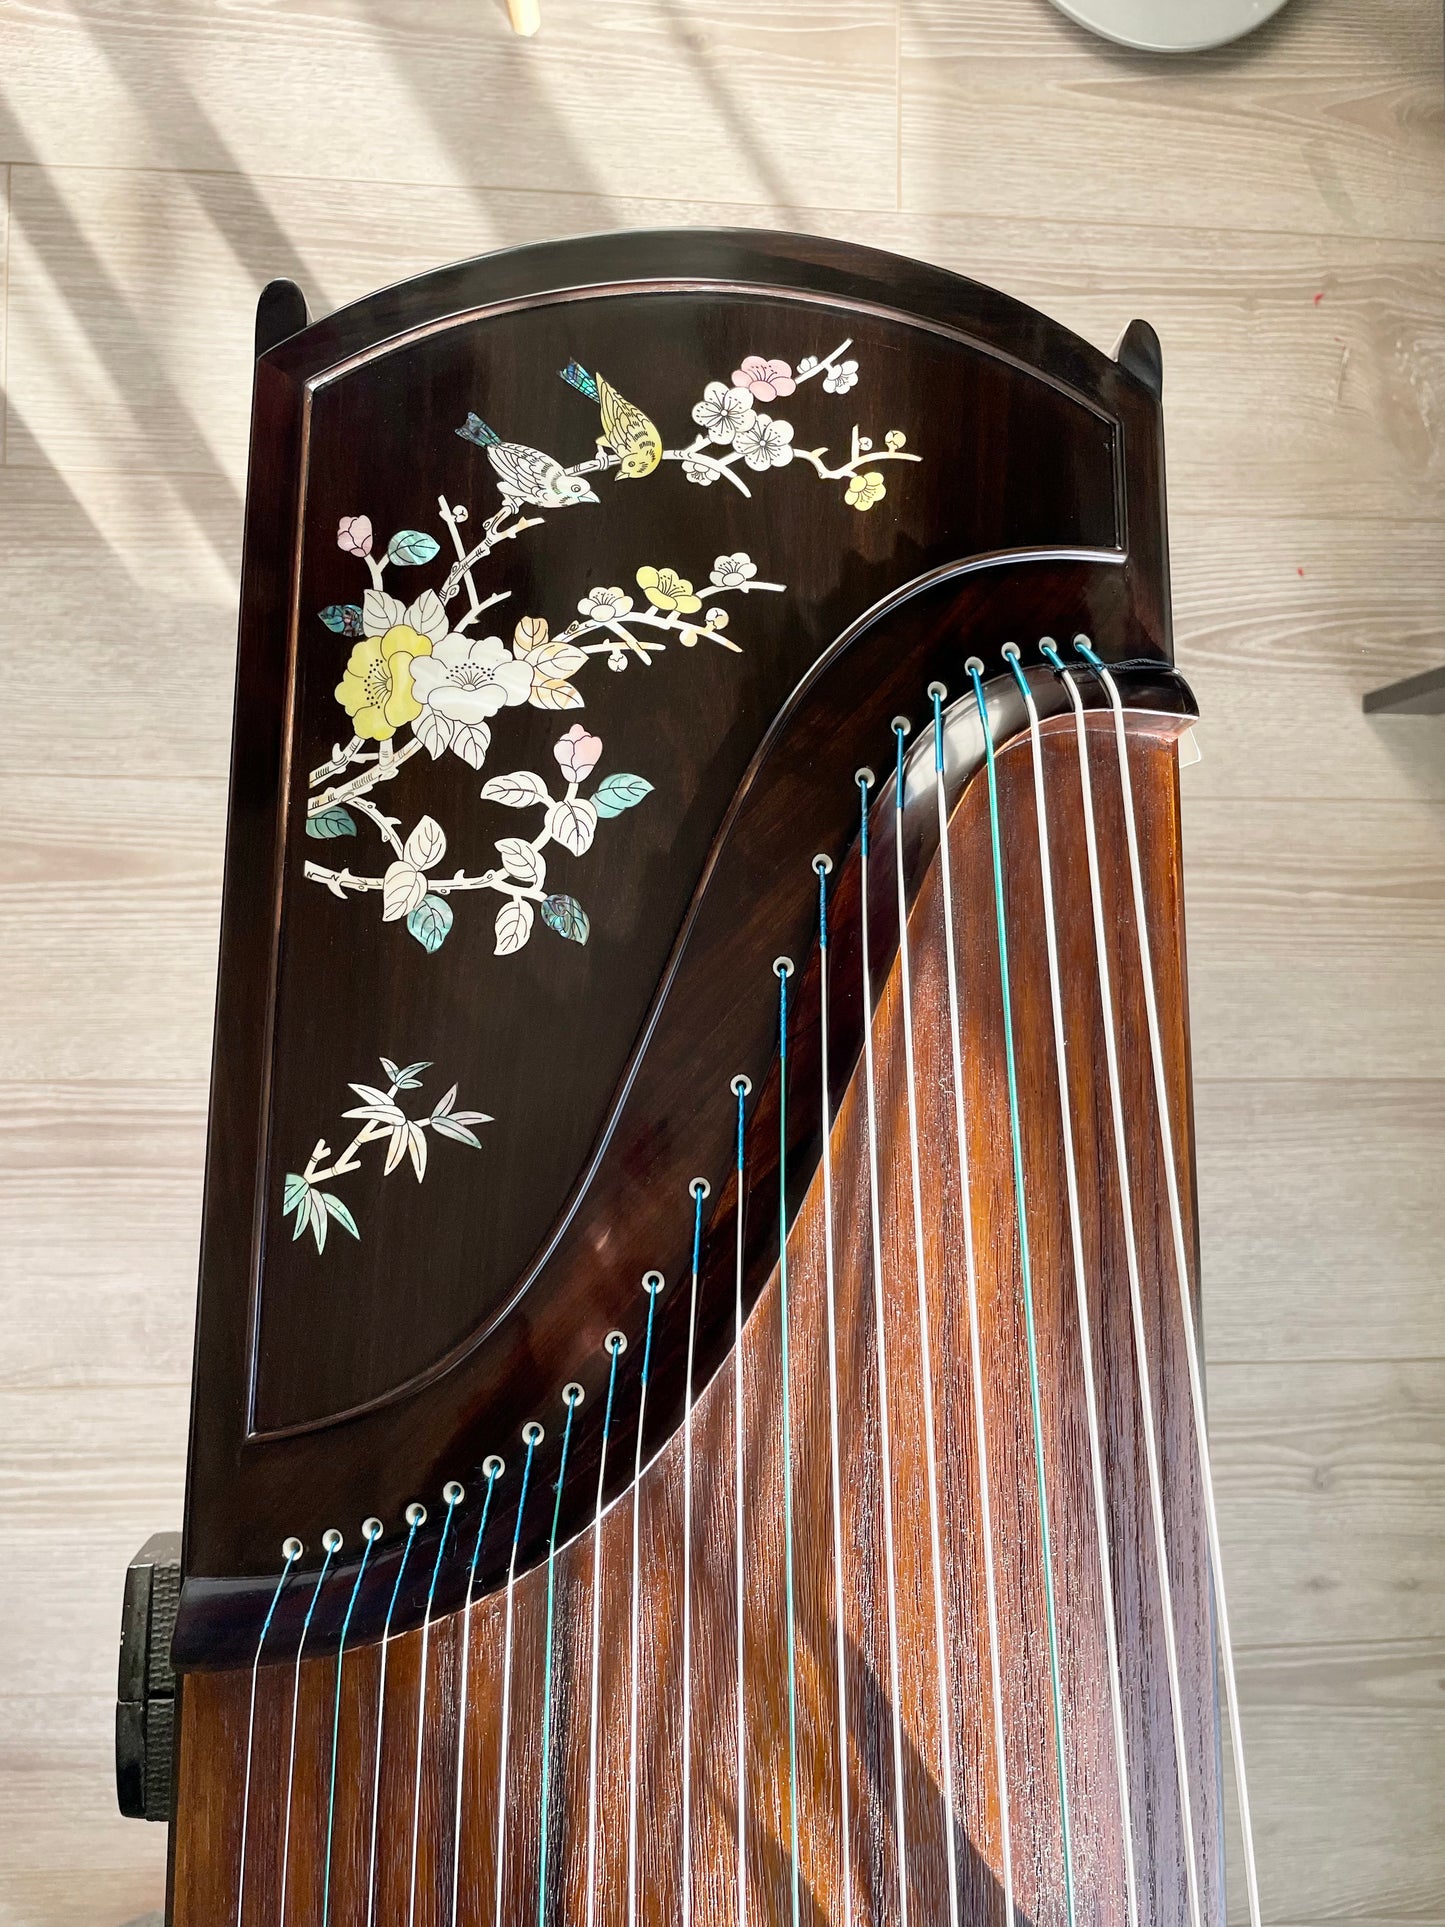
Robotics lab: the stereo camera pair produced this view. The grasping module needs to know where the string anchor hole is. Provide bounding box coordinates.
[361,1516,383,1542]
[405,1502,427,1528]
[521,1421,545,1446]
[482,1454,505,1480]
[562,1381,585,1408]
[642,1269,665,1295]
[927,679,948,701]
[773,956,794,978]
[605,1329,628,1356]
[855,766,875,789]
[1001,642,1021,662]
[730,1072,752,1097]
[281,1536,303,1561]
[891,714,912,736]
[812,853,832,876]
[689,1177,711,1200]
[964,654,985,675]
[442,1480,464,1506]
[321,1527,344,1554]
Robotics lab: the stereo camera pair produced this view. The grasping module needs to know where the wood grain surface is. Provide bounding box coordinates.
[1,2,1441,1924]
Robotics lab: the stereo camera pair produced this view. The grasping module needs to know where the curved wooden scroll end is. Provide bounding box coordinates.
[1114,317,1163,398]
[254,279,309,360]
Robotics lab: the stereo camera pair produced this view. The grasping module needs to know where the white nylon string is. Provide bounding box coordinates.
[1005,655,1140,1927]
[857,776,912,1927]
[814,861,855,1927]
[891,727,962,1927]
[451,1466,502,1927]
[494,1435,541,1927]
[1086,647,1263,1927]
[1054,660,1205,1927]
[627,1279,662,1927]
[732,1078,750,1927]
[682,1185,708,1927]
[237,1542,298,1927]
[930,697,1016,1927]
[281,1538,337,1927]
[585,1342,624,1927]
[368,1516,421,1927]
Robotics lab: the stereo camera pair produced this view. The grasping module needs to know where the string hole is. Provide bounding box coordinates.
[321,1527,343,1554]
[563,1381,585,1407]
[689,1177,711,1200]
[812,853,832,876]
[405,1502,427,1528]
[773,956,793,978]
[855,766,874,789]
[927,679,947,701]
[281,1536,303,1561]
[642,1270,665,1295]
[362,1517,383,1542]
[442,1480,464,1506]
[1073,632,1092,649]
[891,714,911,736]
[1001,642,1021,662]
[482,1454,505,1480]
[605,1329,628,1356]
[521,1421,545,1446]
[730,1073,752,1097]
[964,654,985,675]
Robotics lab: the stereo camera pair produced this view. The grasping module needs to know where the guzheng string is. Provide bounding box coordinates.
[1040,641,1204,1927]
[892,717,963,1927]
[967,657,1078,1927]
[1002,645,1142,1927]
[494,1425,541,1927]
[236,1537,299,1927]
[626,1270,664,1927]
[813,852,854,1927]
[410,1486,462,1927]
[774,954,804,1927]
[929,682,1016,1927]
[369,1505,423,1927]
[729,1071,751,1927]
[1075,636,1263,1927]
[280,1528,339,1927]
[451,1456,503,1927]
[537,1384,583,1924]
[323,1517,380,1927]
[585,1334,625,1927]
[681,1176,709,1927]
[856,767,912,1927]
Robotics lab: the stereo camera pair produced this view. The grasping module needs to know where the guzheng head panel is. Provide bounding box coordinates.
[181,229,1173,1642]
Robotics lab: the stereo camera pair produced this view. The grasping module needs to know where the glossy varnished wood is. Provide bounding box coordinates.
[171,717,1219,1927]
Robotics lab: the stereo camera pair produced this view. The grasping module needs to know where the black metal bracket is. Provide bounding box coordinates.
[116,1531,181,1822]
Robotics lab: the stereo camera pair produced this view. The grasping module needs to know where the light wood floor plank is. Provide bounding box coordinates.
[900,0,1444,243]
[1195,1080,1445,1362]
[1184,797,1445,1080]
[6,169,1443,528]
[0,0,898,208]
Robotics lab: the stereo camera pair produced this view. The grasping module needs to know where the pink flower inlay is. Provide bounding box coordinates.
[554,723,603,784]
[731,355,796,403]
[337,514,374,557]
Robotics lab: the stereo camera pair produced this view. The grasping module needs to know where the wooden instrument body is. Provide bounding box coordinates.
[164,230,1218,1926]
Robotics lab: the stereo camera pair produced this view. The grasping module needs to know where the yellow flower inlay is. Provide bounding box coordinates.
[845,470,887,512]
[635,565,702,615]
[335,624,434,741]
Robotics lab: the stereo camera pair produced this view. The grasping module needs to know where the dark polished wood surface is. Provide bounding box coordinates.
[179,230,1175,1634]
[171,714,1218,1927]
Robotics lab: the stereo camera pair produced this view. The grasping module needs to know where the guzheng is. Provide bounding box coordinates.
[115,230,1262,1927]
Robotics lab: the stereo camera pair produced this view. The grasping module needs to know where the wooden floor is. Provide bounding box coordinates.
[0,1,1441,1923]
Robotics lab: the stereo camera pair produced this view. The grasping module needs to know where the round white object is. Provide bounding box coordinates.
[1046,0,1290,52]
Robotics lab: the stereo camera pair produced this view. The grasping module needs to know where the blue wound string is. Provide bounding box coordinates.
[281,1535,339,1927]
[451,1464,503,1927]
[367,1511,421,1927]
[409,1489,461,1927]
[494,1430,541,1927]
[323,1524,379,1927]
[236,1540,299,1927]
[776,959,802,1927]
[538,1390,582,1926]
[968,661,1077,1927]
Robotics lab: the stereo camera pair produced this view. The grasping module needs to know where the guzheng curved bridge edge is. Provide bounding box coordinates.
[176,229,1178,1668]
